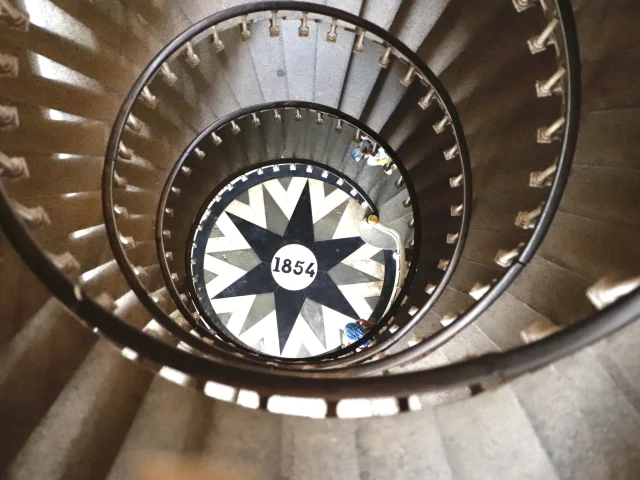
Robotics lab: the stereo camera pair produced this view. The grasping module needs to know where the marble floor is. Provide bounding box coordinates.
[190,164,395,358]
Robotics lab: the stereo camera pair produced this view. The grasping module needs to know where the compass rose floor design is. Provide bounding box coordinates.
[189,163,396,358]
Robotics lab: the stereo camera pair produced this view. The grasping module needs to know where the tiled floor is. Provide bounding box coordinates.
[190,164,396,358]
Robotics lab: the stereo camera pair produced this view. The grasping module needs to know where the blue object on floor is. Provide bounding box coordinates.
[345,322,371,346]
[350,149,364,162]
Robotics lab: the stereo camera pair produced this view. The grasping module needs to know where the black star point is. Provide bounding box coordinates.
[213,182,364,352]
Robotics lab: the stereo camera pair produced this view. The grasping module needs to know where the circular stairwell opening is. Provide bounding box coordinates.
[188,161,399,358]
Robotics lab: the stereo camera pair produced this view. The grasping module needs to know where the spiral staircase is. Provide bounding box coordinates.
[1,0,640,478]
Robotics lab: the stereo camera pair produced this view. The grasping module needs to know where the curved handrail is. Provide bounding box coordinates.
[330,0,581,374]
[157,104,388,343]
[155,100,453,365]
[364,214,406,315]
[2,181,638,401]
[101,3,471,369]
[104,0,575,374]
[0,0,594,403]
[520,0,578,262]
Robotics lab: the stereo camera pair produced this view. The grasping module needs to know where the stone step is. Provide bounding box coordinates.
[436,386,559,480]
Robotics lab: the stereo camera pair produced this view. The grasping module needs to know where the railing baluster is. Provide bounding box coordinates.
[184,41,200,67]
[537,116,565,143]
[0,104,19,130]
[512,0,535,12]
[299,12,309,37]
[444,145,459,160]
[211,26,225,52]
[437,259,450,271]
[327,18,338,42]
[134,266,149,281]
[240,16,251,40]
[159,63,177,86]
[0,0,29,31]
[418,90,435,109]
[353,28,365,53]
[400,66,416,87]
[434,115,451,134]
[13,201,50,229]
[528,18,559,54]
[113,204,128,218]
[119,233,135,249]
[450,204,463,216]
[125,114,142,132]
[587,276,640,310]
[194,147,206,159]
[449,174,463,188]
[0,52,18,77]
[211,132,223,146]
[515,202,544,229]
[118,141,133,160]
[494,243,525,267]
[536,66,566,97]
[440,312,459,327]
[520,319,561,343]
[379,46,392,68]
[95,292,117,312]
[48,251,80,274]
[140,86,158,109]
[269,11,280,37]
[383,161,396,175]
[113,171,127,188]
[530,161,557,187]
[469,282,492,300]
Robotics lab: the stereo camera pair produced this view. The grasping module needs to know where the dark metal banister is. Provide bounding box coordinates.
[2,178,639,400]
[102,2,469,370]
[155,101,444,365]
[0,0,605,402]
[519,0,579,262]
[327,0,581,374]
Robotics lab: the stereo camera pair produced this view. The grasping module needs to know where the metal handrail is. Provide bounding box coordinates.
[2,184,638,401]
[101,0,580,376]
[364,214,407,315]
[100,3,471,370]
[0,0,598,402]
[329,0,581,374]
[156,105,390,349]
[154,100,463,366]
[100,3,472,367]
